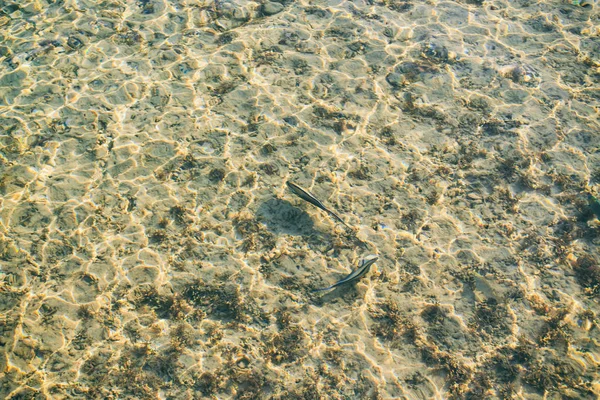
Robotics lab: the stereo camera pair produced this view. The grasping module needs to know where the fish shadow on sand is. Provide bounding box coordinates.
[310,284,361,305]
[257,198,322,236]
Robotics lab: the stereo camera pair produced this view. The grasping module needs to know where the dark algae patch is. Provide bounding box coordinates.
[264,325,309,364]
[182,278,267,324]
[471,298,512,338]
[573,255,600,297]
[370,300,415,341]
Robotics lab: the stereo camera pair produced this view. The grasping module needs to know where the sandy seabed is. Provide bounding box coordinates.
[1,0,600,398]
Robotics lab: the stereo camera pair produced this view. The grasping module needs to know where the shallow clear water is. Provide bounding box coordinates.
[1,0,599,398]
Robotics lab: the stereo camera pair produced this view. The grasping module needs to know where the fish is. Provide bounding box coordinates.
[588,193,600,219]
[314,254,379,291]
[286,181,351,228]
[572,0,593,8]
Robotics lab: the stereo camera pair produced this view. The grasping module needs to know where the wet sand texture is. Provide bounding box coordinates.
[0,0,600,399]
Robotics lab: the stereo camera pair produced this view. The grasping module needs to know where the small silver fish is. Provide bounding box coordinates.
[314,254,379,291]
[286,181,350,228]
[572,0,593,8]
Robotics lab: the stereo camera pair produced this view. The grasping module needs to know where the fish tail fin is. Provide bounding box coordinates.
[312,286,333,292]
[329,211,351,229]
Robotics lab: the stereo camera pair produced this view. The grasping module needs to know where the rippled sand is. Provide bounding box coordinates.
[1,0,600,398]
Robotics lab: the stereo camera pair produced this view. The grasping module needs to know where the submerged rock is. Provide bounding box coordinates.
[386,72,404,88]
[67,36,84,50]
[422,42,452,63]
[262,2,284,16]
